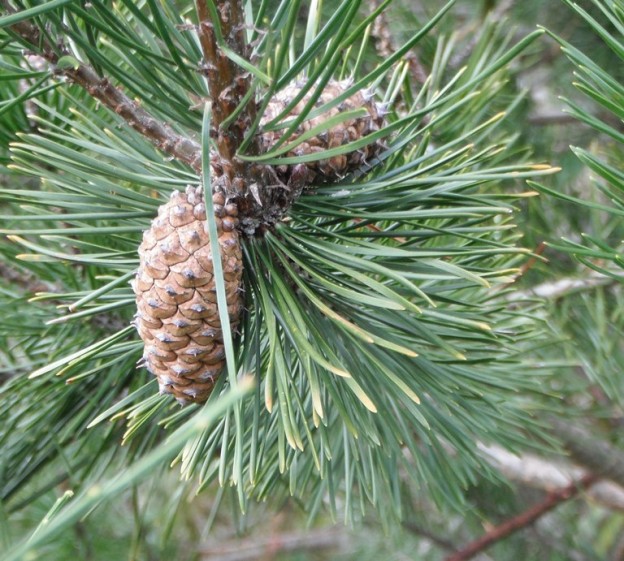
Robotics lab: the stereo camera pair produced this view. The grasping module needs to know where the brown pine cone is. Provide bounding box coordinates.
[132,186,243,405]
[261,79,386,182]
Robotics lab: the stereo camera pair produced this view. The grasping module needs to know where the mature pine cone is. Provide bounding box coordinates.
[261,79,386,182]
[132,186,243,405]
[134,82,385,403]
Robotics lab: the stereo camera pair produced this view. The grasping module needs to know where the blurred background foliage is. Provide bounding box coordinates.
[1,0,623,560]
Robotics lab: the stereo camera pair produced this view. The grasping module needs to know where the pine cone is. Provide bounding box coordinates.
[134,82,385,403]
[132,186,243,405]
[261,80,386,182]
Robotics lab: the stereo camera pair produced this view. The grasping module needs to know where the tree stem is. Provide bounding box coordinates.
[445,473,598,561]
[2,2,323,233]
[195,0,259,173]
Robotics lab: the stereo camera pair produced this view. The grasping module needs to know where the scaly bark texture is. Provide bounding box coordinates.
[196,0,258,166]
[195,0,278,235]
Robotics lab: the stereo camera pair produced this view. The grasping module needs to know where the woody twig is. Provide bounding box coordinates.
[194,0,275,229]
[1,2,204,172]
[195,0,259,167]
[1,2,289,231]
[445,473,598,561]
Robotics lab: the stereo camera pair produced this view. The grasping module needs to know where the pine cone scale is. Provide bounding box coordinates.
[133,185,243,404]
[261,80,385,182]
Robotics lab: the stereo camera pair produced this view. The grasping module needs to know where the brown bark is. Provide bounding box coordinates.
[196,0,259,165]
[194,0,279,235]
[445,473,598,561]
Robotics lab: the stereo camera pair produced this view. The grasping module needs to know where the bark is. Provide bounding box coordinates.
[446,473,598,561]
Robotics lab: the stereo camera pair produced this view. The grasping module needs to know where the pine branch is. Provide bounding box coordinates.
[445,473,599,561]
[196,0,259,164]
[194,0,279,233]
[1,2,295,231]
[1,4,203,171]
[0,1,570,536]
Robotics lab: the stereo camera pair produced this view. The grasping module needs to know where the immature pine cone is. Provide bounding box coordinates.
[132,186,243,405]
[261,79,386,182]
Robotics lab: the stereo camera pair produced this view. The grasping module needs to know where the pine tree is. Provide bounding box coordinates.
[0,1,621,559]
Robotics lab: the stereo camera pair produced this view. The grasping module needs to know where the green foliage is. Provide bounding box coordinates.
[526,0,624,415]
[536,0,624,278]
[2,0,618,559]
[3,383,247,561]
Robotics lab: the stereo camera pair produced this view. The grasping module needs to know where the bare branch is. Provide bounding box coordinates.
[445,473,599,561]
[478,442,624,511]
[549,419,624,489]
[507,270,623,302]
[198,527,348,561]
